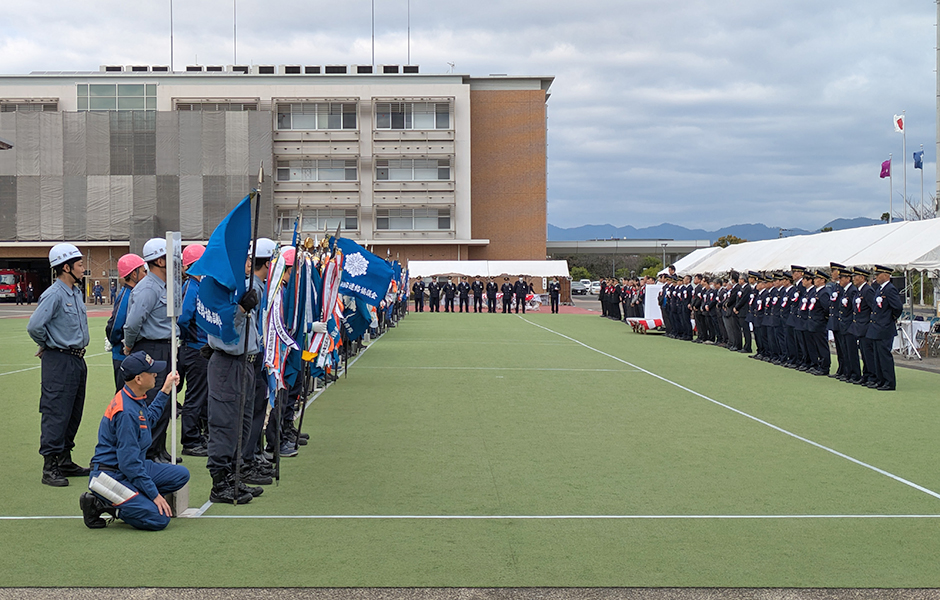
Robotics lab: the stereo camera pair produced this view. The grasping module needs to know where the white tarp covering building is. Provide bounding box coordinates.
[408,260,570,278]
[657,247,723,276]
[685,220,940,275]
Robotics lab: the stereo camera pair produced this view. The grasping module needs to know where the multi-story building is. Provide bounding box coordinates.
[0,64,553,291]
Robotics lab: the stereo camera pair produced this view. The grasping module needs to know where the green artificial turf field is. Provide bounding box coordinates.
[3,310,940,587]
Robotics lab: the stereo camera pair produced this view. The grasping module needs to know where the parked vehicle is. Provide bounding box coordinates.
[570,281,589,295]
[590,282,601,295]
[579,279,592,289]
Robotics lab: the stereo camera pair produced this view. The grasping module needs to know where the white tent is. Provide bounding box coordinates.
[408,260,570,278]
[658,246,722,275]
[686,220,940,275]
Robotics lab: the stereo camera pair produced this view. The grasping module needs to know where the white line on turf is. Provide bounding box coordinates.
[518,316,940,503]
[357,366,640,373]
[8,514,940,521]
[0,351,108,377]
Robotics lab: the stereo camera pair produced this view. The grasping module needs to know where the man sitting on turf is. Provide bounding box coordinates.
[80,352,189,531]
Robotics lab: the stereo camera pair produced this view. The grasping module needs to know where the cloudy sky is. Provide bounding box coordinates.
[1,0,936,231]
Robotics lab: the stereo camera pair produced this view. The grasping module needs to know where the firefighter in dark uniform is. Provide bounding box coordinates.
[826,263,846,379]
[457,277,471,313]
[442,277,457,312]
[412,277,426,312]
[500,278,514,313]
[177,244,209,456]
[513,275,528,314]
[79,354,189,530]
[836,268,859,383]
[27,243,91,487]
[866,265,903,390]
[850,267,876,386]
[548,277,561,313]
[471,277,484,313]
[427,279,441,312]
[806,270,831,375]
[122,238,177,464]
[486,278,499,313]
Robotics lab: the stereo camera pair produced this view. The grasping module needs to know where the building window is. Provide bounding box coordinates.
[375,208,451,231]
[176,101,258,111]
[375,159,450,181]
[277,209,358,233]
[78,83,156,111]
[375,102,450,130]
[0,101,58,112]
[276,159,358,182]
[276,102,357,130]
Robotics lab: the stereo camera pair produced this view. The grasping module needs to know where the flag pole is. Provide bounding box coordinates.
[889,154,893,223]
[234,163,263,505]
[920,143,925,219]
[903,110,907,221]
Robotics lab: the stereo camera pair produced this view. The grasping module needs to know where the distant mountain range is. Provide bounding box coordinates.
[547,217,883,244]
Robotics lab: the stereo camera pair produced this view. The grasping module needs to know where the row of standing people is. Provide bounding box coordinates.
[657,263,904,391]
[411,275,547,314]
[598,277,650,320]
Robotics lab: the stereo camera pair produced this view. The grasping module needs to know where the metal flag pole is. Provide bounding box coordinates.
[920,143,925,219]
[233,164,263,505]
[889,154,893,223]
[903,110,907,221]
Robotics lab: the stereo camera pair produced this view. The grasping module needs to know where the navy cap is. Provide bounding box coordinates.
[813,269,828,279]
[782,271,793,280]
[747,270,760,279]
[802,269,815,279]
[854,266,871,277]
[830,262,846,271]
[874,264,893,275]
[120,351,167,378]
[772,271,784,280]
[791,265,806,272]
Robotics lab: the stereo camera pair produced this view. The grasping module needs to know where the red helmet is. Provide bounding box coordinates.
[281,246,296,266]
[182,244,206,267]
[117,254,145,279]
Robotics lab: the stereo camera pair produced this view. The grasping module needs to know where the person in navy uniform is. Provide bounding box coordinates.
[486,278,498,313]
[513,275,528,314]
[500,278,514,313]
[442,277,457,313]
[457,277,471,313]
[108,254,146,393]
[548,277,561,314]
[27,243,91,487]
[849,267,876,386]
[427,279,441,312]
[177,244,209,457]
[825,263,845,379]
[805,270,831,375]
[835,268,859,383]
[471,277,484,313]
[79,353,189,530]
[411,277,426,312]
[865,265,903,390]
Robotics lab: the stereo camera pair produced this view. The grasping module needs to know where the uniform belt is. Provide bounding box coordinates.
[219,351,258,362]
[94,463,119,472]
[49,347,86,358]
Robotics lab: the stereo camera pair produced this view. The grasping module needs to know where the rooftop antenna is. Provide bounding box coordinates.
[447,62,455,73]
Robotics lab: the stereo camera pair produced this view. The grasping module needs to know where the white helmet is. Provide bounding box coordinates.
[249,237,277,259]
[49,243,82,267]
[142,238,167,262]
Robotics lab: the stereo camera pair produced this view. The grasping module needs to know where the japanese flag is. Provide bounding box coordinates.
[894,114,904,133]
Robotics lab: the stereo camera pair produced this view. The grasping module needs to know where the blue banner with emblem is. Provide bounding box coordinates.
[330,237,395,307]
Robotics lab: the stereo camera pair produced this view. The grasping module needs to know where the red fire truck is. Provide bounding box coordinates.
[0,270,40,301]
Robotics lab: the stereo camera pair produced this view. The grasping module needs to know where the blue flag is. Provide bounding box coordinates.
[331,237,395,307]
[342,297,373,340]
[188,195,252,343]
[914,151,924,170]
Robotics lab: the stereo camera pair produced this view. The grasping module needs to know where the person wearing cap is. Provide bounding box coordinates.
[442,277,457,313]
[775,272,794,363]
[835,268,859,383]
[107,253,146,392]
[849,267,876,386]
[27,243,91,487]
[866,265,903,391]
[783,266,805,368]
[500,277,513,313]
[485,277,498,313]
[80,353,188,530]
[825,263,846,378]
[513,275,529,314]
[427,278,441,312]
[204,238,268,504]
[176,244,209,457]
[411,276,426,312]
[472,276,485,313]
[122,238,179,464]
[547,277,561,314]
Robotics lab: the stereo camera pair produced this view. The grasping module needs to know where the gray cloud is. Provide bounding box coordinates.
[0,0,936,230]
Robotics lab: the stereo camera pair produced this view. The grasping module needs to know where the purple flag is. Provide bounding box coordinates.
[880,159,891,178]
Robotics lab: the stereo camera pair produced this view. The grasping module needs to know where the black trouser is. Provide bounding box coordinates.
[414,295,424,312]
[38,350,86,457]
[550,294,559,313]
[444,297,455,312]
[266,374,302,451]
[738,315,751,351]
[459,297,469,312]
[724,314,739,348]
[869,336,896,388]
[113,358,125,393]
[487,296,497,313]
[515,294,526,313]
[429,296,440,312]
[206,351,255,478]
[610,302,621,320]
[858,336,876,382]
[474,296,483,312]
[244,357,267,461]
[179,345,209,449]
[131,339,171,460]
[502,296,512,313]
[713,315,726,343]
[843,332,861,380]
[775,325,787,360]
[832,330,845,376]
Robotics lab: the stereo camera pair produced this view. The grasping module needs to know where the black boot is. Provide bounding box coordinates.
[208,473,253,505]
[79,492,114,529]
[58,449,91,477]
[42,454,68,487]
